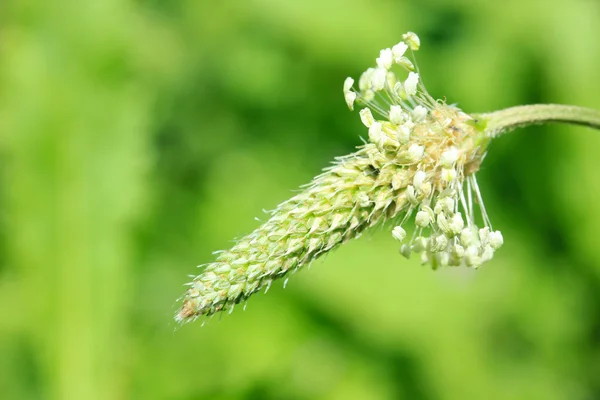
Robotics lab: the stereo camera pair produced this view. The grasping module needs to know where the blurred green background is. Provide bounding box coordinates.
[1,0,600,399]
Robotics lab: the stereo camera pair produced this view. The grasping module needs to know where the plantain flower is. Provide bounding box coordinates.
[176,32,501,323]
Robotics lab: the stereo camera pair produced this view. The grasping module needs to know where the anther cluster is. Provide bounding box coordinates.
[343,31,502,269]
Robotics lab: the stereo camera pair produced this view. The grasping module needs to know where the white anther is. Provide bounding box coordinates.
[343,77,356,110]
[412,105,428,122]
[377,129,399,149]
[436,213,450,234]
[389,105,406,125]
[420,181,432,197]
[391,172,405,190]
[359,68,374,91]
[393,81,405,99]
[376,48,393,70]
[398,121,415,143]
[392,41,409,62]
[371,67,387,91]
[396,124,411,143]
[411,237,428,253]
[478,227,490,244]
[452,244,465,259]
[407,143,424,162]
[440,147,459,168]
[392,226,407,242]
[465,246,481,268]
[386,72,397,91]
[415,210,431,227]
[404,72,419,97]
[357,192,370,208]
[437,252,450,267]
[368,121,382,144]
[449,212,465,235]
[434,197,454,214]
[422,205,435,220]
[397,57,414,71]
[406,185,418,205]
[359,108,375,128]
[362,89,374,102]
[413,171,427,190]
[430,234,449,252]
[460,228,474,246]
[403,32,420,51]
[481,245,494,262]
[344,91,356,110]
[343,77,354,93]
[488,231,504,249]
[441,168,457,182]
[400,244,411,259]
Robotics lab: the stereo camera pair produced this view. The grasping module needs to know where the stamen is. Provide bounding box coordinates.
[470,175,492,229]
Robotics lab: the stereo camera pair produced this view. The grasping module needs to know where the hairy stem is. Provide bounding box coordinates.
[475,104,600,138]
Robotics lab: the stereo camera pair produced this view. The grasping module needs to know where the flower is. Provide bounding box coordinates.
[176,32,502,323]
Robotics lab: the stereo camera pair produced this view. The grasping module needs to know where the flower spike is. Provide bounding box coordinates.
[176,32,502,323]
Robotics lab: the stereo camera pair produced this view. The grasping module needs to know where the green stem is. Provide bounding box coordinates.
[474,104,600,138]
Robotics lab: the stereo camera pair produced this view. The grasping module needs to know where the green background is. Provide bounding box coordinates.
[1,0,600,399]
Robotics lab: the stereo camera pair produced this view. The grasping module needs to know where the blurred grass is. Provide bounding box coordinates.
[1,0,600,399]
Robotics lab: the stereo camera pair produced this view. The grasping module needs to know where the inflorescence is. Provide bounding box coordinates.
[176,32,502,323]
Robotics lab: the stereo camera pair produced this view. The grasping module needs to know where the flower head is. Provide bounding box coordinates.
[176,32,502,323]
